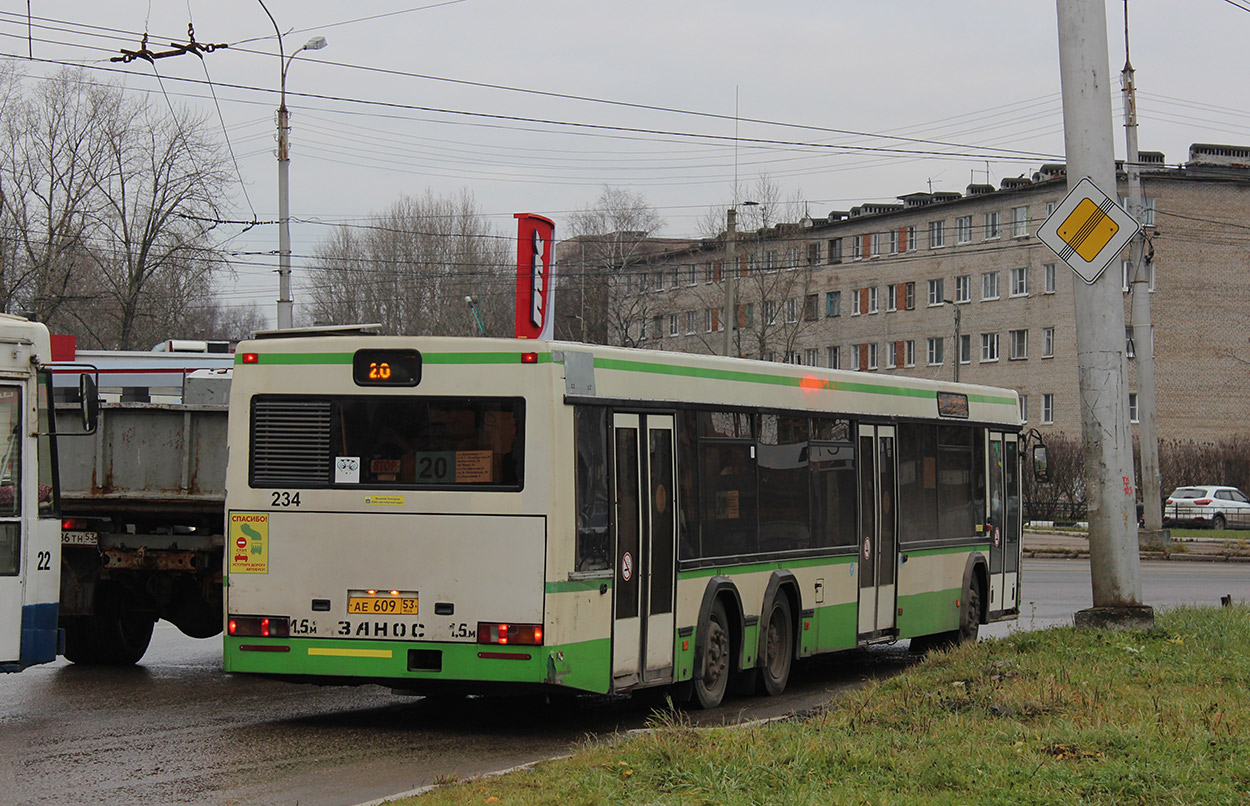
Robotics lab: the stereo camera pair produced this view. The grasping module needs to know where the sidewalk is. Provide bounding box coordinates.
[1024,530,1250,562]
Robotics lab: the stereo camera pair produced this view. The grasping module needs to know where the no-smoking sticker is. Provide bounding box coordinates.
[621,552,633,582]
[862,536,872,561]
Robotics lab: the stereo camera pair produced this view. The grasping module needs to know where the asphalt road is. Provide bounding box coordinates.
[1,557,1245,806]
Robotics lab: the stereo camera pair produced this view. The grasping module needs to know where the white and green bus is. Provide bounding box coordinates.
[223,334,1024,707]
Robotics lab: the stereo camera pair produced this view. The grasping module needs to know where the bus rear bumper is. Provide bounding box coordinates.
[223,635,611,695]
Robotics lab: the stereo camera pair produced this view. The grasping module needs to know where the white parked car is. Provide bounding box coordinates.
[1163,486,1250,530]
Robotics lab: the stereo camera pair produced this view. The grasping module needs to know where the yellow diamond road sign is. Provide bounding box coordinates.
[1037,176,1141,285]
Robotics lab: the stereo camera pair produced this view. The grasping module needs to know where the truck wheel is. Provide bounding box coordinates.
[63,612,154,666]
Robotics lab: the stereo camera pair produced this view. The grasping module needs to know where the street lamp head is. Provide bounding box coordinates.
[302,36,328,52]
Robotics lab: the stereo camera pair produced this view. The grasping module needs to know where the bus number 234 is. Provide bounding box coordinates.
[271,491,301,507]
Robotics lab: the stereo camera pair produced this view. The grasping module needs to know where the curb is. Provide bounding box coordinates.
[1026,548,1250,563]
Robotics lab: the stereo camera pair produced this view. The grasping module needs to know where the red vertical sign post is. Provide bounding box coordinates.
[514,214,556,340]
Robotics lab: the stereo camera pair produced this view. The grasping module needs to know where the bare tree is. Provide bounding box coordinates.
[558,186,667,344]
[0,68,233,347]
[303,189,512,336]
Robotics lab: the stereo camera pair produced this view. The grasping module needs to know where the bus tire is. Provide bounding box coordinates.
[692,599,730,709]
[756,596,793,697]
[63,611,154,666]
[957,578,981,645]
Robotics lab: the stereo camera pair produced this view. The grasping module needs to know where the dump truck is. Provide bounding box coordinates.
[52,341,232,664]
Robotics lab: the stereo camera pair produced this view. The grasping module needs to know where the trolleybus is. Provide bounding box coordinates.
[224,334,1024,706]
[1,316,69,672]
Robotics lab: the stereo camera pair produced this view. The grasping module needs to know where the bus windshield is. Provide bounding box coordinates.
[251,395,524,489]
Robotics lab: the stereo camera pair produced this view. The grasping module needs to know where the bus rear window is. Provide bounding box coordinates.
[251,396,523,489]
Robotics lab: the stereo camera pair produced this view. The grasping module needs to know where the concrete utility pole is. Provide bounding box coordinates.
[722,207,737,356]
[1121,3,1167,544]
[1055,0,1153,629]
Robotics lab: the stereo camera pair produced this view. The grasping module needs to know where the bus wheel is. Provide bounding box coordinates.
[693,600,730,709]
[957,579,982,645]
[757,596,793,696]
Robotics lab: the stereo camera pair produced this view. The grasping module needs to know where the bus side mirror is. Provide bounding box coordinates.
[1032,443,1049,483]
[78,373,99,434]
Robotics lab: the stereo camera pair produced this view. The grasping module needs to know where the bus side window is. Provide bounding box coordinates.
[574,407,610,572]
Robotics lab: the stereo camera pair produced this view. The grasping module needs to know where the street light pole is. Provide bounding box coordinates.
[722,207,737,356]
[262,0,326,330]
[943,299,962,382]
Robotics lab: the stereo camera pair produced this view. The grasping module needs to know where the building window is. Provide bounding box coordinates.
[1042,393,1055,424]
[1012,205,1030,237]
[764,251,778,272]
[851,289,861,316]
[852,237,862,260]
[686,311,697,335]
[705,309,719,333]
[687,265,698,286]
[926,338,944,366]
[669,314,679,336]
[1020,395,1028,423]
[1046,201,1058,218]
[825,290,841,317]
[638,317,647,339]
[889,229,899,254]
[1044,263,1056,293]
[653,316,663,338]
[868,343,879,370]
[1043,327,1055,358]
[828,238,843,264]
[804,294,819,321]
[742,303,754,328]
[765,300,778,325]
[868,286,879,314]
[886,343,897,369]
[905,225,917,252]
[954,275,971,303]
[905,339,916,367]
[1009,329,1028,359]
[929,220,946,248]
[669,270,680,290]
[787,247,800,268]
[827,346,841,369]
[981,333,999,362]
[982,271,1000,300]
[887,285,897,313]
[1129,392,1139,423]
[927,278,944,306]
[956,215,973,244]
[871,233,883,258]
[807,242,820,265]
[959,334,972,364]
[985,210,1001,239]
[786,298,799,323]
[639,272,649,293]
[1010,266,1028,297]
[806,348,819,366]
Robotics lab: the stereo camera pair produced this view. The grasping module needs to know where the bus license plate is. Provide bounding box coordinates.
[347,594,419,615]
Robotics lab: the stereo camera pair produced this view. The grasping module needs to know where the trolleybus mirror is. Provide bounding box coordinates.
[78,373,99,434]
[1032,443,1049,483]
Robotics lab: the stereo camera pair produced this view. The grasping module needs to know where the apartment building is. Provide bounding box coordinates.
[613,144,1250,442]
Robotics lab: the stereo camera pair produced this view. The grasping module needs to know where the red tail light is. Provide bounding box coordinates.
[1194,499,1212,506]
[62,518,88,530]
[477,622,543,645]
[520,352,538,364]
[228,615,289,638]
[241,352,259,364]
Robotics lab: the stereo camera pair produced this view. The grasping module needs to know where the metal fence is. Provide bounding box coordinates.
[1024,501,1087,525]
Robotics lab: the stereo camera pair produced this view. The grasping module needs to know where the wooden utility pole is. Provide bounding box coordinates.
[1055,0,1153,629]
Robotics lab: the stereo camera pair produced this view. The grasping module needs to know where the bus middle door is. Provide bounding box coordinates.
[611,413,677,690]
[857,423,898,639]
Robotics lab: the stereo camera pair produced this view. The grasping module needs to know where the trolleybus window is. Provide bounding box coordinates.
[0,386,21,575]
[574,407,610,572]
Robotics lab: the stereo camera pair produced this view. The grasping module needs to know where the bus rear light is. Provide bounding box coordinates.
[477,622,543,645]
[520,352,538,364]
[228,615,289,638]
[241,352,259,364]
[62,518,89,530]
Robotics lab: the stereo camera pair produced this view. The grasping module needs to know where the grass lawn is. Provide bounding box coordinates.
[407,606,1250,805]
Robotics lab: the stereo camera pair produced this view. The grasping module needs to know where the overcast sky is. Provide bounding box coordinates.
[6,1,1250,324]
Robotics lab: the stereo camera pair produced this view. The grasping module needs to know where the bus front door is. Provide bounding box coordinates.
[1,384,26,669]
[611,413,677,689]
[986,431,1021,617]
[857,424,898,639]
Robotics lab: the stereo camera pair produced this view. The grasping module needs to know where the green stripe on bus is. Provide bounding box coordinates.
[896,587,964,638]
[904,543,991,558]
[592,356,1016,407]
[678,553,856,580]
[236,351,553,366]
[546,578,612,594]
